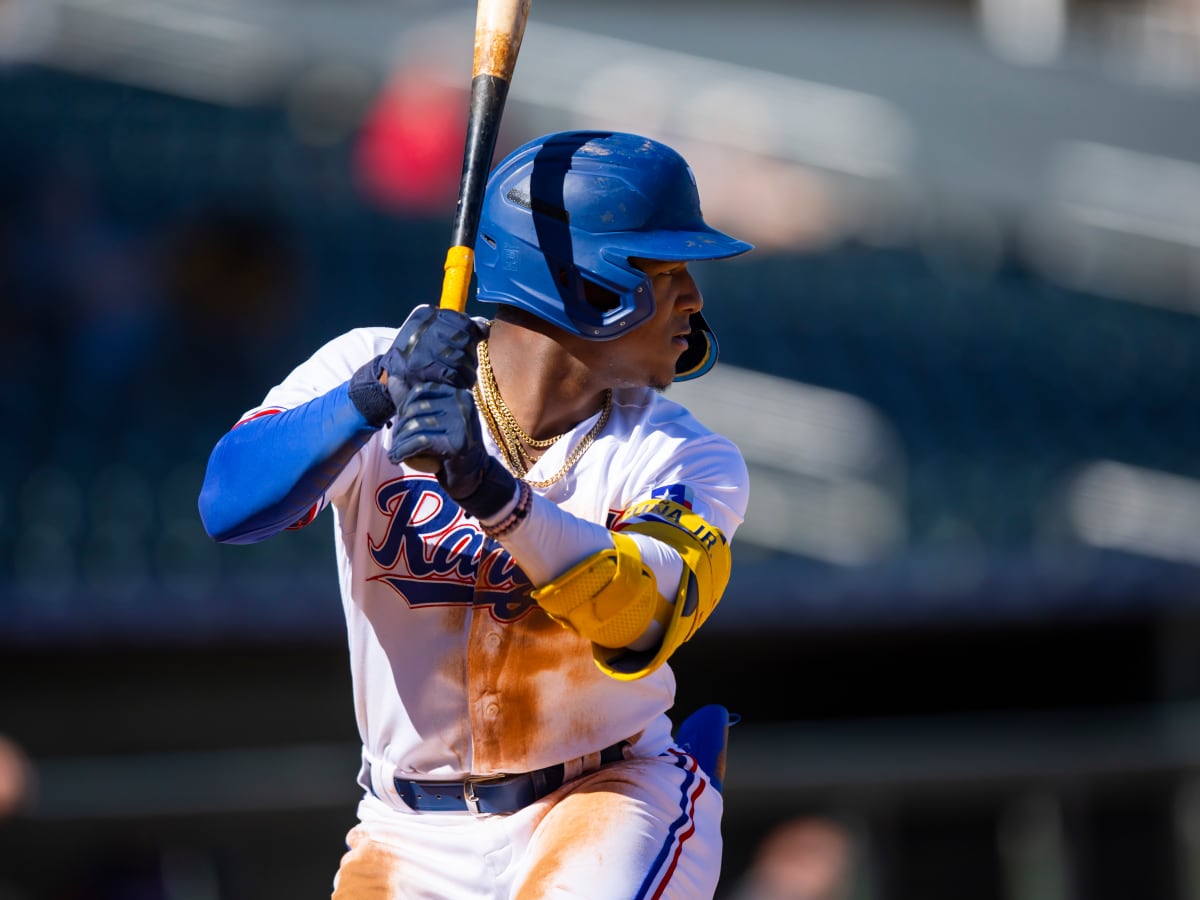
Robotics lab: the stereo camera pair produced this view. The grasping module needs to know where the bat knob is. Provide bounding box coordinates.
[406,455,443,474]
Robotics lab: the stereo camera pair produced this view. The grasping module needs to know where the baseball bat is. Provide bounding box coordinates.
[408,0,530,473]
[440,0,531,313]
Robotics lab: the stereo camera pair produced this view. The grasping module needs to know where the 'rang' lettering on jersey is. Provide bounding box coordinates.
[367,476,534,619]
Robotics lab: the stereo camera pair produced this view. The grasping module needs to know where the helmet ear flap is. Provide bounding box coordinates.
[674,312,719,382]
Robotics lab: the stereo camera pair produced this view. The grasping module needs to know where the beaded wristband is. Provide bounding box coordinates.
[482,479,532,540]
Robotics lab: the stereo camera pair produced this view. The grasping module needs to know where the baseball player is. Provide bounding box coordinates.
[198,130,752,899]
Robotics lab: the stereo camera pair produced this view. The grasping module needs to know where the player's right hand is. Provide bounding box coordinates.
[389,381,517,521]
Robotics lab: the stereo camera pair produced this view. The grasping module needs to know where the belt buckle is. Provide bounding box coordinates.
[463,773,508,816]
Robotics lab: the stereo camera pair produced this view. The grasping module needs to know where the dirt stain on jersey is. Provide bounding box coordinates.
[469,607,599,771]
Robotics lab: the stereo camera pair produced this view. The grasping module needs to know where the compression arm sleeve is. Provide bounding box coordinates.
[198,382,377,544]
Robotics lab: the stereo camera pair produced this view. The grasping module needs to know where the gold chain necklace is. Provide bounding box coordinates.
[477,340,565,449]
[475,379,532,476]
[473,338,612,488]
[475,339,558,475]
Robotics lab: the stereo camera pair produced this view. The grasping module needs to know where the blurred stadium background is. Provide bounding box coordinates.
[1,0,1199,897]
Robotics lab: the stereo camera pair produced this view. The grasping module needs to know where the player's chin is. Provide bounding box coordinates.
[650,373,674,391]
[649,354,683,391]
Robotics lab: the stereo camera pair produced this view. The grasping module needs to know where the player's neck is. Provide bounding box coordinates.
[484,318,609,442]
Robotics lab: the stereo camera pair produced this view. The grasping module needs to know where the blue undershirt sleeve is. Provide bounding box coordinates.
[198,381,379,544]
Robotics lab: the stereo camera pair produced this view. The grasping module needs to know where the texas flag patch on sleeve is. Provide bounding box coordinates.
[650,483,694,510]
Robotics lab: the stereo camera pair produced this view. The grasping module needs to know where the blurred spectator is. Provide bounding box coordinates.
[352,61,467,216]
[157,205,302,423]
[15,157,161,380]
[725,816,858,900]
[0,735,33,900]
[161,206,298,341]
[0,734,32,818]
[6,155,163,463]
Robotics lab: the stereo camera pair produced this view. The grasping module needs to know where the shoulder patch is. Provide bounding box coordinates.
[650,483,694,510]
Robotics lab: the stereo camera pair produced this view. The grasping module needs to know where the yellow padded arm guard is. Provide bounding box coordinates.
[595,498,732,680]
[531,531,670,651]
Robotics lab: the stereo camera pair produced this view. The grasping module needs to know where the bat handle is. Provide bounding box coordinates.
[403,245,477,474]
[440,245,474,313]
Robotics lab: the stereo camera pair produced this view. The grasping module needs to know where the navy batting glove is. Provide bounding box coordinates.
[388,382,517,521]
[348,305,486,428]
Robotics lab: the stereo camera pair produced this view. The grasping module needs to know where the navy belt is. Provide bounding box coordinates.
[378,741,628,815]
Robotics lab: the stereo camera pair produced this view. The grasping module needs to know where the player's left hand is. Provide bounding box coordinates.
[389,382,516,521]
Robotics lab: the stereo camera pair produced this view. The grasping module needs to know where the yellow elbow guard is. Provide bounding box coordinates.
[531,532,669,650]
[597,499,732,681]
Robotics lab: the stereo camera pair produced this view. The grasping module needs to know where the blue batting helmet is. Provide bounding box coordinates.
[473,131,753,381]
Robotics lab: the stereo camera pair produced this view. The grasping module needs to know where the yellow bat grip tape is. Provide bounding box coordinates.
[440,245,474,312]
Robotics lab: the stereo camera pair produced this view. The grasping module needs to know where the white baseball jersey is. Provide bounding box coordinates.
[246,323,749,773]
[241,324,749,895]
